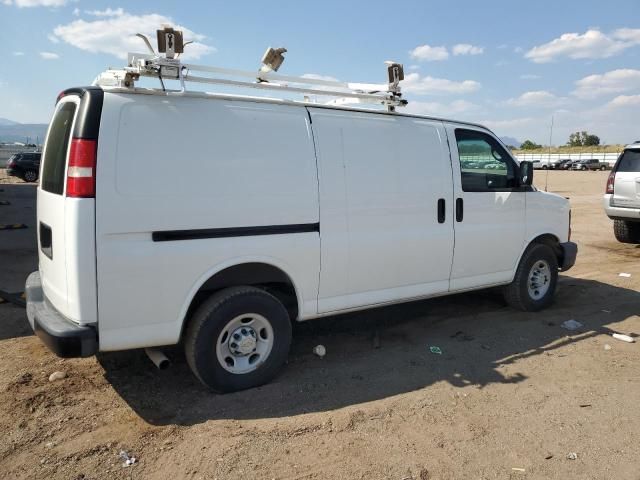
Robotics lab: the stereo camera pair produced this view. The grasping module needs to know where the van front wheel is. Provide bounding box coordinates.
[503,244,558,312]
[184,286,292,393]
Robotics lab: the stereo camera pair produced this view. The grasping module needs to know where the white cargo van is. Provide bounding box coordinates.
[26,47,577,393]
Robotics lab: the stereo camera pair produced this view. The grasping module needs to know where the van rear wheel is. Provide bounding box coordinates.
[503,243,558,312]
[184,286,292,393]
[613,220,640,244]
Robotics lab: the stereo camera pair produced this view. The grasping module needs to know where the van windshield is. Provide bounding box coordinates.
[41,102,77,194]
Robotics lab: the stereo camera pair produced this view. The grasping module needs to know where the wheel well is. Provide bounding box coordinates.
[183,263,299,336]
[531,234,562,262]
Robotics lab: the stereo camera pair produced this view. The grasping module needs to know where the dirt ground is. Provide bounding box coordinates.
[1,169,639,480]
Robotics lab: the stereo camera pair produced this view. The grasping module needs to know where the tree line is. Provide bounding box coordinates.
[518,131,601,150]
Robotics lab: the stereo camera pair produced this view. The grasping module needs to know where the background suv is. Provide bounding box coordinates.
[6,152,41,182]
[573,159,609,171]
[604,144,640,243]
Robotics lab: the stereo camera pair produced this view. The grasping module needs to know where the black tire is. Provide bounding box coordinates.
[600,165,607,171]
[503,243,558,312]
[22,170,38,182]
[542,165,548,170]
[613,220,640,244]
[184,286,292,393]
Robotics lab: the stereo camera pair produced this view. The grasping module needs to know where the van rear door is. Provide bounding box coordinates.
[37,89,102,325]
[613,149,640,209]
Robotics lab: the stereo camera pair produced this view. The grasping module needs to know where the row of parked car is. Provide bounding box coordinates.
[533,158,610,171]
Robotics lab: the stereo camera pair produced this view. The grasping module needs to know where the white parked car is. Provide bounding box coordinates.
[26,71,577,393]
[603,143,640,243]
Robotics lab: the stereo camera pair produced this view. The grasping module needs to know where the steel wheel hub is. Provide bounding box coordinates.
[216,313,274,374]
[528,260,551,300]
[229,327,257,356]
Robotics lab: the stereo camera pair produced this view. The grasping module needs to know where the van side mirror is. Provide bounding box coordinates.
[519,161,533,186]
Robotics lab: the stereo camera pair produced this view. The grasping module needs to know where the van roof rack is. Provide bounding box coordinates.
[92,27,408,112]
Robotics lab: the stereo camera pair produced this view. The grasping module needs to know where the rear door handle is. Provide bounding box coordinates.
[456,198,464,222]
[437,198,445,223]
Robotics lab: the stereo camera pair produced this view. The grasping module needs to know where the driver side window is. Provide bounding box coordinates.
[455,129,517,192]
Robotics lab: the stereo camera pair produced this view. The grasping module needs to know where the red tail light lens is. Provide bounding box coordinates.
[66,138,97,198]
[605,171,615,194]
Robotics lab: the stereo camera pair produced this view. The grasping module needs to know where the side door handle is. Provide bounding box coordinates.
[437,198,445,224]
[456,198,464,222]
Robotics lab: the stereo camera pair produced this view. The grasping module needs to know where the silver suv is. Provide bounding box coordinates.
[603,144,640,243]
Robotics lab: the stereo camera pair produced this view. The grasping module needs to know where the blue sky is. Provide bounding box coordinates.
[1,0,639,144]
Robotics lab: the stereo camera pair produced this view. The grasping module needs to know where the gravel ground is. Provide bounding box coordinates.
[0,170,639,479]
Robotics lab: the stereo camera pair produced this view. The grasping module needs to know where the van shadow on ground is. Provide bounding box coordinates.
[98,276,640,425]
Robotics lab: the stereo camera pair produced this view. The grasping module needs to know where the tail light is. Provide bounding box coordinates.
[605,171,615,194]
[66,138,97,198]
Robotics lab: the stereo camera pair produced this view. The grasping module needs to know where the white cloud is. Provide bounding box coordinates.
[573,69,640,99]
[520,74,540,80]
[85,7,124,17]
[2,0,67,6]
[514,46,524,53]
[605,95,640,109]
[72,6,79,15]
[409,44,449,61]
[401,73,480,95]
[47,34,59,44]
[52,11,215,60]
[405,99,479,117]
[452,44,483,56]
[408,64,420,71]
[13,51,25,56]
[39,51,60,59]
[525,28,640,63]
[506,90,566,108]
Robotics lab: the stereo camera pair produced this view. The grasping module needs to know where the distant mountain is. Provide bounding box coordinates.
[500,136,521,147]
[0,123,48,144]
[0,118,20,127]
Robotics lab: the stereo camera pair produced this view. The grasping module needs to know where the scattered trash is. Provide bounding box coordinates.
[566,452,578,460]
[579,404,592,408]
[48,371,66,382]
[313,345,326,358]
[604,344,612,351]
[602,309,611,313]
[512,467,525,472]
[612,333,634,343]
[119,450,137,467]
[429,346,442,355]
[545,454,554,460]
[481,344,491,351]
[619,272,631,278]
[561,319,583,331]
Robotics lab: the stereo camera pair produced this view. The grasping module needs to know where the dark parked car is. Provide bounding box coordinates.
[5,152,41,182]
[549,158,571,170]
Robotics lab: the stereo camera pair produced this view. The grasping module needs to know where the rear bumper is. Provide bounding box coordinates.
[5,167,18,177]
[603,195,640,221]
[25,271,98,358]
[559,242,578,272]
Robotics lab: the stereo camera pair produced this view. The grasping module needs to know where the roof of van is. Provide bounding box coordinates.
[97,85,495,135]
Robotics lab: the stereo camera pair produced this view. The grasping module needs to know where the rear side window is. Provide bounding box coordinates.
[617,150,640,172]
[41,102,77,194]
